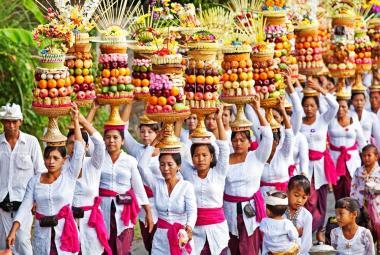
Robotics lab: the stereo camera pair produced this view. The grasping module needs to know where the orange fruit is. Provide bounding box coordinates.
[65,77,71,87]
[171,87,180,96]
[247,72,253,80]
[110,69,119,77]
[259,72,268,80]
[125,68,131,76]
[84,75,92,84]
[133,79,142,87]
[205,76,214,85]
[56,79,65,88]
[38,80,47,89]
[149,96,158,105]
[187,75,196,84]
[118,68,127,76]
[222,73,229,82]
[196,61,205,69]
[239,72,248,81]
[229,73,238,82]
[253,73,260,81]
[275,43,284,50]
[69,76,75,84]
[304,42,311,48]
[47,79,57,89]
[141,79,149,87]
[157,96,167,106]
[76,75,84,84]
[102,69,110,78]
[267,70,275,79]
[239,60,247,68]
[213,76,220,85]
[196,75,205,84]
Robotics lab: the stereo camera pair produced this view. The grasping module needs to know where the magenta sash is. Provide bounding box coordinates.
[195,207,225,226]
[144,185,154,198]
[260,180,288,192]
[223,191,266,222]
[308,149,337,185]
[157,218,192,255]
[329,143,357,177]
[35,204,80,253]
[80,197,112,255]
[99,188,140,226]
[288,164,296,177]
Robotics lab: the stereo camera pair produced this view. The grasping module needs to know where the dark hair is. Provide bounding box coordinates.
[44,146,67,159]
[139,123,160,133]
[335,197,360,214]
[302,96,320,109]
[190,143,217,168]
[288,175,311,195]
[67,130,89,145]
[104,129,124,140]
[351,92,365,101]
[273,129,281,144]
[223,107,232,116]
[159,153,182,166]
[337,98,351,108]
[266,191,288,217]
[362,144,379,155]
[231,130,251,142]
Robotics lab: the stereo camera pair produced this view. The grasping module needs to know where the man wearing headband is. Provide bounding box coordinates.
[0,103,45,254]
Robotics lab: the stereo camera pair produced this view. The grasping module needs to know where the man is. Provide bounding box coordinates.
[369,87,380,120]
[0,103,45,255]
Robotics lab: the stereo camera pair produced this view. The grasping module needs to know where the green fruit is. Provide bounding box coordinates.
[69,69,74,75]
[173,103,186,111]
[147,66,152,72]
[102,87,109,93]
[74,68,82,75]
[110,86,118,92]
[125,84,134,92]
[140,66,148,73]
[278,63,287,70]
[98,63,103,70]
[118,84,126,91]
[274,74,282,81]
[133,65,140,72]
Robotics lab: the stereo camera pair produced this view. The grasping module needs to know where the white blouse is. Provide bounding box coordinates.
[350,109,380,148]
[261,128,294,187]
[292,132,309,176]
[260,218,299,255]
[14,141,85,255]
[284,207,312,255]
[181,140,230,255]
[328,118,367,178]
[331,226,375,255]
[224,125,273,237]
[138,148,197,255]
[300,94,339,189]
[99,151,149,236]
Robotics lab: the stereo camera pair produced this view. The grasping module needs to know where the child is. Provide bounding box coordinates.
[350,144,380,251]
[285,175,313,255]
[260,191,299,255]
[330,197,376,255]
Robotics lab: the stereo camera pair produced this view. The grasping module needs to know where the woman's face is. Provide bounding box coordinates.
[337,100,349,118]
[140,125,157,146]
[159,154,180,181]
[192,145,213,172]
[231,132,250,154]
[205,113,217,132]
[351,94,365,112]
[222,109,231,127]
[186,114,198,131]
[44,150,66,173]
[272,109,283,125]
[302,97,318,118]
[104,130,124,153]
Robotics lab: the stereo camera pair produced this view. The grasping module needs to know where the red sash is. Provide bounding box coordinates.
[195,207,225,226]
[329,143,357,177]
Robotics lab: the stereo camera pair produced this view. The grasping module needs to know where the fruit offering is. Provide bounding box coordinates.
[132,58,152,97]
[221,45,255,97]
[265,24,292,71]
[66,52,96,101]
[33,66,72,107]
[96,54,134,100]
[295,28,324,75]
[185,60,220,109]
[368,18,380,67]
[146,73,187,113]
[354,30,372,71]
[262,0,287,12]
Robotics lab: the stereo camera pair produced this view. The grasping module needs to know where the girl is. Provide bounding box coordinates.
[121,103,161,253]
[224,95,273,255]
[285,175,312,255]
[181,105,230,255]
[328,98,367,200]
[179,113,198,149]
[7,104,85,254]
[260,191,299,255]
[350,92,380,148]
[331,197,375,255]
[99,125,154,254]
[350,144,380,251]
[138,142,197,255]
[300,79,339,239]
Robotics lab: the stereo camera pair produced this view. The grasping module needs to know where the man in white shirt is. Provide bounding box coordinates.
[0,103,45,255]
[369,86,380,121]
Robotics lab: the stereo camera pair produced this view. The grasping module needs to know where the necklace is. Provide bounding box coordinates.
[285,207,301,227]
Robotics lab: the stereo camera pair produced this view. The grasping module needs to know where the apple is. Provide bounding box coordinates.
[255,85,262,92]
[167,96,176,105]
[85,90,93,98]
[49,88,59,98]
[66,86,73,95]
[83,59,92,68]
[77,91,86,99]
[66,59,75,68]
[58,87,67,97]
[118,84,126,91]
[186,92,194,100]
[102,87,109,93]
[74,68,82,76]
[82,84,89,91]
[33,88,41,97]
[261,86,268,93]
[125,84,134,92]
[155,105,163,112]
[163,105,172,112]
[88,83,95,90]
[118,76,126,84]
[194,92,203,100]
[110,86,118,93]
[269,91,281,98]
[110,77,118,85]
[212,92,219,100]
[204,92,213,100]
[173,103,186,111]
[268,85,276,93]
[224,81,232,89]
[147,104,155,112]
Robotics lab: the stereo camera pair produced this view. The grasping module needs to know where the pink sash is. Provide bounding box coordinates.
[80,197,112,255]
[35,204,80,253]
[157,218,192,255]
[309,149,337,185]
[329,143,357,177]
[288,164,297,177]
[260,180,288,192]
[144,185,154,198]
[99,188,140,226]
[223,191,266,222]
[195,207,225,226]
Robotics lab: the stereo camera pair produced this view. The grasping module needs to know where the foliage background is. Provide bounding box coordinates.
[0,0,227,139]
